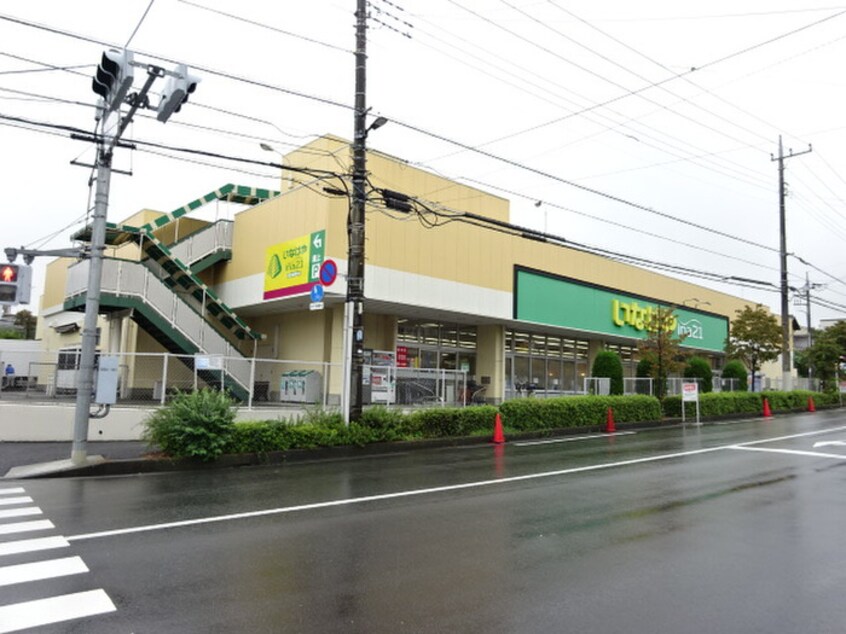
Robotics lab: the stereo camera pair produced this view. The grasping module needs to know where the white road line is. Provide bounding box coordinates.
[0,497,32,507]
[0,520,54,535]
[66,423,846,543]
[0,556,88,587]
[731,446,846,460]
[0,536,70,557]
[0,507,41,520]
[0,488,25,496]
[0,589,116,634]
[515,431,636,446]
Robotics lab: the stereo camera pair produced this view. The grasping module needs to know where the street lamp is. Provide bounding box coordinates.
[259,143,293,189]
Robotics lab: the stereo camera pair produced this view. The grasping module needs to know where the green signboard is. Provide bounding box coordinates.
[514,268,728,353]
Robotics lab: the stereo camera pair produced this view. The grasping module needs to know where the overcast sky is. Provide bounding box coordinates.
[1,1,845,326]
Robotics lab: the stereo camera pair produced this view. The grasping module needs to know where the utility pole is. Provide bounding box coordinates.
[771,135,811,393]
[71,52,198,465]
[347,0,369,423]
[70,128,114,465]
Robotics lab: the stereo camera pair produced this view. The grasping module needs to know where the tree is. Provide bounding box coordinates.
[803,321,846,390]
[684,356,713,393]
[13,310,36,340]
[636,305,687,399]
[721,360,748,391]
[724,304,782,392]
[592,350,624,395]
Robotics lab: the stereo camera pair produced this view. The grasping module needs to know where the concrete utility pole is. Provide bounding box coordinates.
[347,0,369,422]
[771,135,812,393]
[70,131,114,465]
[72,55,196,465]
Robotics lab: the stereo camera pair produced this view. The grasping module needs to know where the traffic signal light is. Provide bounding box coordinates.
[0,263,32,306]
[157,64,200,123]
[91,49,135,113]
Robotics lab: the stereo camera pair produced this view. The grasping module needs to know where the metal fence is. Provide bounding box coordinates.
[0,350,473,410]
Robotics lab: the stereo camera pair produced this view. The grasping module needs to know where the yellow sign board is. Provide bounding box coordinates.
[263,230,325,300]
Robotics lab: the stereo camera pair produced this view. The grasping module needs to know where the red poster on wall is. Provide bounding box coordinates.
[396,345,408,368]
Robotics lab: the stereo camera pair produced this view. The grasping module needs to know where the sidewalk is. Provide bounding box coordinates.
[0,441,149,477]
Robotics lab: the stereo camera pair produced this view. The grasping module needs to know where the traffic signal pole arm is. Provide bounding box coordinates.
[5,247,85,265]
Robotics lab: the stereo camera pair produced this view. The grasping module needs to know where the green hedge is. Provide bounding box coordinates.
[499,395,661,431]
[662,390,840,418]
[162,390,841,460]
[408,406,500,438]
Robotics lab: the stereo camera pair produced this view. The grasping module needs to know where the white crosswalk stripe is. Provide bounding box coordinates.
[0,589,117,634]
[0,497,33,507]
[0,487,117,632]
[0,507,41,520]
[0,520,54,535]
[0,535,69,556]
[0,555,88,587]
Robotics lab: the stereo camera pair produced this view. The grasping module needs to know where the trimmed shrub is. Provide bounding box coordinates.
[592,350,624,395]
[722,360,748,391]
[409,406,499,438]
[636,358,653,378]
[661,389,839,418]
[684,356,713,393]
[143,389,237,460]
[499,395,661,431]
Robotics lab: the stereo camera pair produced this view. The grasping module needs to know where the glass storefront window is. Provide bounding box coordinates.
[531,358,546,388]
[457,354,475,375]
[441,326,458,348]
[420,323,439,346]
[397,319,418,343]
[513,332,530,354]
[548,358,562,392]
[441,352,457,370]
[530,334,545,356]
[547,336,562,357]
[562,362,576,392]
[458,327,476,350]
[575,340,589,360]
[562,338,576,359]
[514,356,530,386]
[421,349,438,368]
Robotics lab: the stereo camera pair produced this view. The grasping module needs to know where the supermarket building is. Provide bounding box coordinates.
[36,135,777,406]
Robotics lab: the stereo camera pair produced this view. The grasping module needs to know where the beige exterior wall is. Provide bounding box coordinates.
[35,134,793,405]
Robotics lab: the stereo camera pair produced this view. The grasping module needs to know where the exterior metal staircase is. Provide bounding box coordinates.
[64,185,279,400]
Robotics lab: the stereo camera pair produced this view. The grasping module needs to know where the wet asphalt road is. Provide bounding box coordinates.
[3,410,846,633]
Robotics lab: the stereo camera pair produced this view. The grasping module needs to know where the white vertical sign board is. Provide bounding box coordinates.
[682,381,700,424]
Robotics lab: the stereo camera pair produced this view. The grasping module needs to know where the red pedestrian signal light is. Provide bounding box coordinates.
[1,265,17,284]
[0,263,31,306]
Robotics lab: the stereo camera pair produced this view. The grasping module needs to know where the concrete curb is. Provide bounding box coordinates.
[8,405,841,479]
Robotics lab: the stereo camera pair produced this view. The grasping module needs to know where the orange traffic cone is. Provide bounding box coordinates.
[492,412,505,444]
[605,407,616,434]
[762,397,773,418]
[808,396,816,413]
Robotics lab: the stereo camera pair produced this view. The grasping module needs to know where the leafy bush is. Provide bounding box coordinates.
[408,406,499,438]
[143,389,237,460]
[499,395,661,431]
[684,356,713,393]
[662,389,838,418]
[636,358,653,378]
[722,360,748,391]
[359,406,411,441]
[592,350,624,395]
